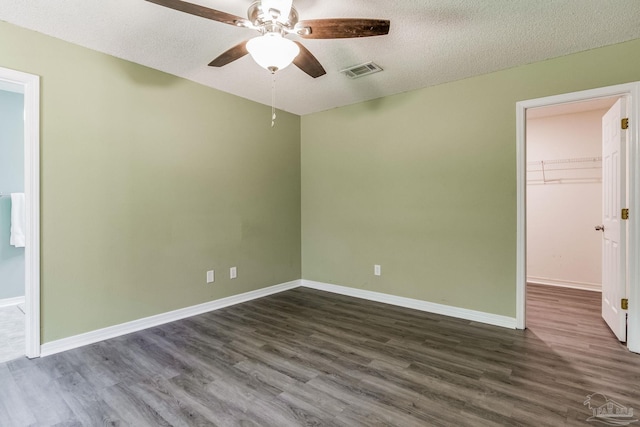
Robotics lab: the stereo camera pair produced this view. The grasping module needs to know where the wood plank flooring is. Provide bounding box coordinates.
[0,285,638,426]
[0,304,24,364]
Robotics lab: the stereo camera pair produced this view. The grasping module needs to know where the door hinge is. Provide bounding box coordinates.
[622,118,629,130]
[622,208,629,220]
[622,298,629,310]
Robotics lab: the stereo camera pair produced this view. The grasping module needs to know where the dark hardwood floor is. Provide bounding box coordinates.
[1,284,638,426]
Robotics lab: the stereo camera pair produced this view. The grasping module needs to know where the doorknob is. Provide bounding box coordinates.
[595,225,605,232]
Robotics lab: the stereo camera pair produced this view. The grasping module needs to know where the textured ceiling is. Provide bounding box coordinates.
[1,1,640,115]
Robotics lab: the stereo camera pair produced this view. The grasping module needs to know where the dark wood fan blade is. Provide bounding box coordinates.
[295,18,390,39]
[208,41,249,67]
[145,0,246,27]
[292,42,326,78]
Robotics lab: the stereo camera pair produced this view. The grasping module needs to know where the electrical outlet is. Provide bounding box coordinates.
[206,270,214,283]
[374,264,381,276]
[230,267,237,279]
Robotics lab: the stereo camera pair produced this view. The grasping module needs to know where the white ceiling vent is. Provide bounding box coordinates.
[340,62,383,79]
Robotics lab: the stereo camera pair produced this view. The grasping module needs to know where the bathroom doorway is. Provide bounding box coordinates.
[0,83,26,362]
[0,66,40,360]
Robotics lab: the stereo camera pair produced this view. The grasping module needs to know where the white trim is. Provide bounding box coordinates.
[628,84,640,353]
[516,82,640,353]
[0,296,25,308]
[527,277,601,292]
[0,80,23,94]
[40,280,301,357]
[516,101,527,330]
[302,280,517,329]
[0,66,40,359]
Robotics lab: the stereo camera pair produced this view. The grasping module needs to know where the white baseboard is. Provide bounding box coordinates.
[40,278,519,357]
[0,296,25,308]
[301,280,517,329]
[527,276,601,292]
[40,280,301,357]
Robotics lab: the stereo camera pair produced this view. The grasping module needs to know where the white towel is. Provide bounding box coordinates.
[10,193,26,248]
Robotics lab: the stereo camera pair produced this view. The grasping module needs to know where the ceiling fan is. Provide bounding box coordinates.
[145,0,391,78]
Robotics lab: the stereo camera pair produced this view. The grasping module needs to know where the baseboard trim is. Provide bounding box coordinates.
[40,278,519,356]
[40,280,301,357]
[301,280,517,329]
[0,296,25,308]
[527,276,601,292]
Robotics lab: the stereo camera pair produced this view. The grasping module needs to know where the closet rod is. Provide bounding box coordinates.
[526,156,602,166]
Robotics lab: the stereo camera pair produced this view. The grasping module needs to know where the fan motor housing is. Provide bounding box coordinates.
[247,1,299,30]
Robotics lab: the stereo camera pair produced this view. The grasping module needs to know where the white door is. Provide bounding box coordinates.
[601,98,627,342]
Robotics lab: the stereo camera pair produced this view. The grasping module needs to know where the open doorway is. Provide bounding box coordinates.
[516,82,640,354]
[525,97,623,347]
[0,66,40,359]
[0,82,26,363]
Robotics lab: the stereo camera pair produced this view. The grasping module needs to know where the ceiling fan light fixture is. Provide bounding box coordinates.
[147,0,390,80]
[247,33,300,73]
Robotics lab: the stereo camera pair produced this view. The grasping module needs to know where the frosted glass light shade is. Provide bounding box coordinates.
[246,33,300,72]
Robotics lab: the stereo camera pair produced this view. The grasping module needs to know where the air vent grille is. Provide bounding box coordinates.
[341,62,383,79]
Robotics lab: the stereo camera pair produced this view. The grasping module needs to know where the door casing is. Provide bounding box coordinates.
[0,66,40,358]
[516,82,640,353]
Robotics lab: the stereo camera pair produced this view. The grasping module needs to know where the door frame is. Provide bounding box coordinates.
[0,66,40,358]
[516,82,640,353]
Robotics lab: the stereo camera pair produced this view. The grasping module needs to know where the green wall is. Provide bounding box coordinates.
[0,22,301,343]
[301,38,640,317]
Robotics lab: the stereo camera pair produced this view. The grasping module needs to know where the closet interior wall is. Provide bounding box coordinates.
[526,108,607,291]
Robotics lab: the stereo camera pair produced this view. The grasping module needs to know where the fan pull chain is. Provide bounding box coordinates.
[271,73,277,127]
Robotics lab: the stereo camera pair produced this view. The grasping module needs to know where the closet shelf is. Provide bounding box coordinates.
[527,156,601,184]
